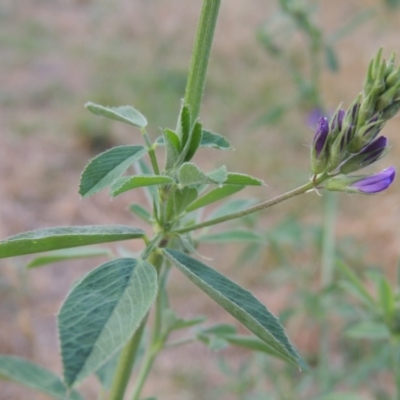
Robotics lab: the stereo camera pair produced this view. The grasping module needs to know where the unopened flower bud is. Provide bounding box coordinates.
[382,99,400,120]
[349,115,384,152]
[339,136,388,174]
[377,81,400,111]
[311,117,329,174]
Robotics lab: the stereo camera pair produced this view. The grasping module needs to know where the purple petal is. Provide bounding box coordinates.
[351,166,396,193]
[360,136,388,162]
[313,117,329,156]
[330,109,345,132]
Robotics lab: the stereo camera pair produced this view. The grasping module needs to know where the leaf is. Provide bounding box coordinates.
[197,230,265,243]
[129,204,152,224]
[178,163,223,186]
[58,257,157,387]
[0,225,144,259]
[166,187,198,217]
[207,166,228,184]
[79,145,147,197]
[184,121,203,162]
[110,175,174,197]
[178,163,212,186]
[163,129,181,170]
[200,130,232,150]
[180,104,191,148]
[224,173,263,186]
[0,355,82,400]
[85,102,147,128]
[345,321,390,340]
[164,249,301,367]
[186,185,244,212]
[27,246,112,268]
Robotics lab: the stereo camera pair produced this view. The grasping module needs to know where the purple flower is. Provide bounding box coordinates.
[313,117,329,157]
[350,166,396,194]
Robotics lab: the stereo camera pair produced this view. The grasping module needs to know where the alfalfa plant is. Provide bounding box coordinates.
[0,1,399,399]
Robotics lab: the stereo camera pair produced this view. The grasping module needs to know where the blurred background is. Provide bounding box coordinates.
[2,0,400,399]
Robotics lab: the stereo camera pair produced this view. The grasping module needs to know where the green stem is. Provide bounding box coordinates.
[141,128,160,175]
[318,191,337,393]
[183,0,221,122]
[320,192,337,287]
[174,180,319,234]
[108,252,161,400]
[108,316,148,400]
[130,346,159,400]
[129,263,169,400]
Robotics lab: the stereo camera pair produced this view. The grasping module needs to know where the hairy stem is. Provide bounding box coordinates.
[183,0,221,122]
[174,180,320,234]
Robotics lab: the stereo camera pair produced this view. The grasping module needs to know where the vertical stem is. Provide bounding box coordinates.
[108,253,161,400]
[319,191,337,392]
[130,346,159,400]
[108,316,148,400]
[321,192,337,287]
[183,0,222,122]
